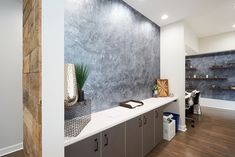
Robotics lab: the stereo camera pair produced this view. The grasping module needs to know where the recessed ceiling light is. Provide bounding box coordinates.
[233,24,235,28]
[161,14,169,20]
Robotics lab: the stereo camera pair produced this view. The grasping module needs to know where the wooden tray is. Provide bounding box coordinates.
[119,100,144,109]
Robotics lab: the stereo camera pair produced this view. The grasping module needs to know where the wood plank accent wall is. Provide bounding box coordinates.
[23,0,42,156]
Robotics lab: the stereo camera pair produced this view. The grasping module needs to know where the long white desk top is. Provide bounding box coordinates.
[64,96,178,147]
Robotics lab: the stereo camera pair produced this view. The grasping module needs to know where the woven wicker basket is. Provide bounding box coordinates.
[64,99,91,137]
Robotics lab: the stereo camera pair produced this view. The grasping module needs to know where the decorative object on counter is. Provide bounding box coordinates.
[64,64,79,107]
[152,84,159,97]
[75,64,89,102]
[119,100,144,109]
[157,79,169,97]
[65,99,91,137]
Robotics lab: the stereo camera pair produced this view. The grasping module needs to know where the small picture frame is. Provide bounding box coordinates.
[156,79,169,97]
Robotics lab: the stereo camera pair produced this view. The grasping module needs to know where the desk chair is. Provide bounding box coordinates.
[185,91,200,128]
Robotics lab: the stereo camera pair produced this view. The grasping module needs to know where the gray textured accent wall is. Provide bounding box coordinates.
[186,51,235,101]
[65,0,160,112]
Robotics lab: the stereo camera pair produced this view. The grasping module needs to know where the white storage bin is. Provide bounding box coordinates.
[163,119,176,141]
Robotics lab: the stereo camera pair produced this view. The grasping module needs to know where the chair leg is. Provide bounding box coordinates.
[186,117,195,128]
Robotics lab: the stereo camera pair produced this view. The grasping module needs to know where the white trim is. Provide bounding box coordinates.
[178,124,187,132]
[200,98,235,111]
[0,143,23,156]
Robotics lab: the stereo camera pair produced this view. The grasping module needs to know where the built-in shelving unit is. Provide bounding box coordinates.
[186,51,235,101]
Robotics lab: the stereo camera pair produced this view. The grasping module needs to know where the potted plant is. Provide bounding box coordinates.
[75,64,89,102]
[152,84,158,97]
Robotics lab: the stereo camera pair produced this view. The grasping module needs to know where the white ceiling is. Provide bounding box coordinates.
[123,0,235,37]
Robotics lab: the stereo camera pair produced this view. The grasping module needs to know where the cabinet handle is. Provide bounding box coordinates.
[104,134,109,146]
[138,118,142,127]
[144,116,147,125]
[94,138,99,152]
[155,110,159,119]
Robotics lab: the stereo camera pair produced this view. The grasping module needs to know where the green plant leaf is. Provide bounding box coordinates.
[75,64,89,90]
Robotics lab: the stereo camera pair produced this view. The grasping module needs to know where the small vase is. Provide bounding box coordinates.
[64,64,78,107]
[153,90,158,97]
[78,90,85,102]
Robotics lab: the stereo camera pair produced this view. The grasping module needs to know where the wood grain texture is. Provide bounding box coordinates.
[157,79,169,97]
[147,107,235,157]
[23,0,42,156]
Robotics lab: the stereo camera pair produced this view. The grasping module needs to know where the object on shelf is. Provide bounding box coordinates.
[210,85,235,91]
[119,100,144,109]
[65,99,91,137]
[64,64,79,107]
[185,59,191,68]
[186,67,197,71]
[186,77,227,80]
[210,64,235,70]
[157,79,169,97]
[230,86,235,90]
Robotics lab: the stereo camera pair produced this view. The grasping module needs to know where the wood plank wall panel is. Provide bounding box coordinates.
[23,0,42,156]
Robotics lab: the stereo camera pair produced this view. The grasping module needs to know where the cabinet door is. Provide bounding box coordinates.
[65,134,101,157]
[102,123,125,157]
[126,116,143,157]
[154,108,163,146]
[143,111,155,156]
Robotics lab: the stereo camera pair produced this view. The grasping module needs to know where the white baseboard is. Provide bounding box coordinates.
[200,98,235,111]
[178,124,187,132]
[0,143,23,157]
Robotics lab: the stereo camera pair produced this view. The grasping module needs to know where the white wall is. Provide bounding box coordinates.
[199,31,235,53]
[184,22,199,55]
[0,0,23,155]
[200,98,235,111]
[160,21,186,131]
[42,0,64,157]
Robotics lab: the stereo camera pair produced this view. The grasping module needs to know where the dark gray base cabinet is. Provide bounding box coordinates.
[102,123,125,157]
[154,108,163,146]
[126,116,142,157]
[65,108,163,157]
[143,111,155,156]
[65,133,101,157]
[65,124,125,157]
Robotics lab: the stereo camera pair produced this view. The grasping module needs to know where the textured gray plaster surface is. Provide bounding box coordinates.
[65,0,160,112]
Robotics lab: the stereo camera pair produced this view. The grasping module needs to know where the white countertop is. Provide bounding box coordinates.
[64,96,178,147]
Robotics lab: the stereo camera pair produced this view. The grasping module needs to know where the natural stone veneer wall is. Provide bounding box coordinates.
[23,0,42,156]
[65,0,160,112]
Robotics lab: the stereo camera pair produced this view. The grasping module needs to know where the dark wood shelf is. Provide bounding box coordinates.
[186,68,197,71]
[210,65,235,70]
[210,87,235,91]
[186,78,227,81]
